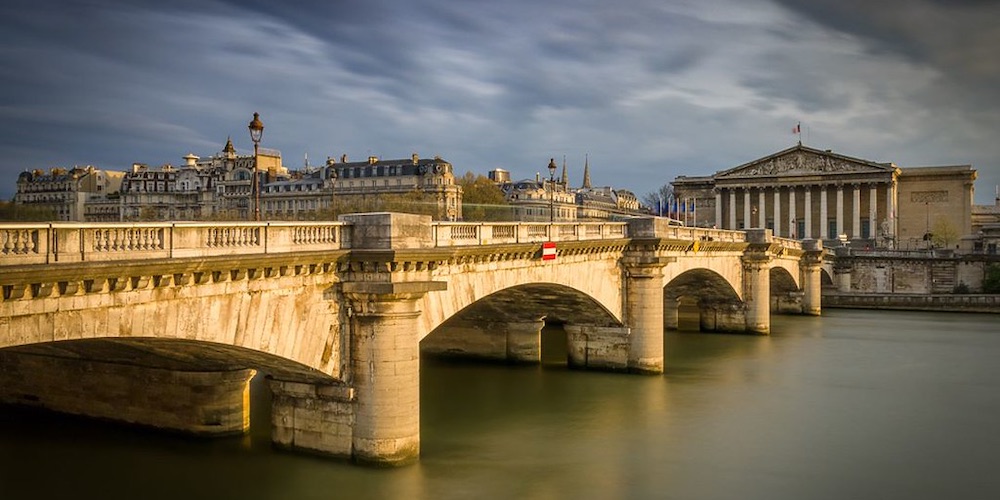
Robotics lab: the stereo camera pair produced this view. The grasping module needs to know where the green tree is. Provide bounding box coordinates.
[983,264,1000,294]
[457,172,514,221]
[0,201,58,221]
[930,218,959,249]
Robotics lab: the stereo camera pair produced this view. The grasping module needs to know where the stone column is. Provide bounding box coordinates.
[758,189,766,228]
[343,283,443,466]
[869,184,878,240]
[804,187,812,239]
[789,188,797,238]
[800,240,823,316]
[852,184,861,239]
[836,185,844,240]
[624,257,673,374]
[773,187,782,236]
[886,181,896,244]
[743,190,751,229]
[715,189,723,229]
[742,254,771,335]
[819,187,828,240]
[729,189,737,230]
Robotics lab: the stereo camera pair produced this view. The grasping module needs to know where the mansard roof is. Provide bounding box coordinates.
[715,144,896,180]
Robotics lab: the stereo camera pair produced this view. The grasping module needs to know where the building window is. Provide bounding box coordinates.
[828,220,837,240]
[862,219,871,239]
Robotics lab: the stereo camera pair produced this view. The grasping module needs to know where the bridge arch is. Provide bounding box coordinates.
[420,282,620,363]
[663,268,745,333]
[419,252,625,339]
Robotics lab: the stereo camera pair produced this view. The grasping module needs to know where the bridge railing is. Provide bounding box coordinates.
[431,221,628,247]
[771,235,804,251]
[657,226,745,243]
[0,222,347,265]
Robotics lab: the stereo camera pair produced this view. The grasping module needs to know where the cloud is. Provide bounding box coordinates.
[0,0,997,204]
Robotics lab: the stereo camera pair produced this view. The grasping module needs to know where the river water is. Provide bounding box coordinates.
[2,309,999,500]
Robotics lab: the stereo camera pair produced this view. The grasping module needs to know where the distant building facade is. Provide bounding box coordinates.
[315,154,462,221]
[14,166,124,221]
[672,144,976,249]
[491,158,646,221]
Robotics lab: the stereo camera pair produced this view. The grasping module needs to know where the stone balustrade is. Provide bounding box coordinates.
[429,221,628,247]
[0,222,347,265]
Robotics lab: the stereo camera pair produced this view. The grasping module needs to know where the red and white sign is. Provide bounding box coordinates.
[542,241,557,260]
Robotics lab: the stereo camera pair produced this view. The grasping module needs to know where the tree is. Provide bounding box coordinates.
[930,218,959,249]
[0,201,57,221]
[641,184,673,216]
[984,264,1000,294]
[457,172,514,221]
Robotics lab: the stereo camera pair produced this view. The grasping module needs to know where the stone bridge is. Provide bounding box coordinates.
[0,213,824,466]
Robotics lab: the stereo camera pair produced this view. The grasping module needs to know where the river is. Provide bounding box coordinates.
[1,309,999,500]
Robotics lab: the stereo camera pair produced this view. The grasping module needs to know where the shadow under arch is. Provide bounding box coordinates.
[0,338,340,442]
[820,268,834,287]
[421,282,621,363]
[663,268,744,333]
[1,338,338,383]
[769,266,804,314]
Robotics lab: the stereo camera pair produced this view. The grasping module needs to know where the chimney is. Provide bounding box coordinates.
[341,154,348,163]
[183,153,199,167]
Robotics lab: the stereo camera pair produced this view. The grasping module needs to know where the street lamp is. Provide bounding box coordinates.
[247,112,264,221]
[547,158,557,223]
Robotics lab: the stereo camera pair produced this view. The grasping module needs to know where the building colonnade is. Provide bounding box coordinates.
[714,182,897,241]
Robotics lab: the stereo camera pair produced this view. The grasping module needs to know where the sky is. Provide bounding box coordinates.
[1,0,998,204]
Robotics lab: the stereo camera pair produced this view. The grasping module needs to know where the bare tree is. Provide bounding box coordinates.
[641,184,673,215]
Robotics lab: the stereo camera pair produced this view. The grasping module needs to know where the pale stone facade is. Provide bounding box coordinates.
[14,166,124,221]
[320,154,463,221]
[672,144,976,249]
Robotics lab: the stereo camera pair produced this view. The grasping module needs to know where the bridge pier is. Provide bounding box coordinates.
[663,297,679,330]
[699,301,746,333]
[343,284,443,466]
[0,350,253,435]
[624,257,673,374]
[801,240,824,316]
[742,255,772,335]
[565,325,629,371]
[269,378,355,459]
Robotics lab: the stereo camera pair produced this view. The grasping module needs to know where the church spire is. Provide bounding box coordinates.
[223,136,236,159]
[581,154,592,189]
[561,155,568,185]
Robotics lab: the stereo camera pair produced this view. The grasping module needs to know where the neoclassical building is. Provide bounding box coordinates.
[672,144,976,249]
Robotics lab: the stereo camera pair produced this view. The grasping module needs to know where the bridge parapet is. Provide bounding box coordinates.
[430,221,627,247]
[0,222,346,266]
[625,218,743,243]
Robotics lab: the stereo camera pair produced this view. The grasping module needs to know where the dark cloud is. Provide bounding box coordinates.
[0,0,997,203]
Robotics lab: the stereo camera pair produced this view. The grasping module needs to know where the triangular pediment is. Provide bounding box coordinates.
[716,145,895,179]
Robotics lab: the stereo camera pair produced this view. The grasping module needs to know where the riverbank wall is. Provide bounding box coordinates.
[822,292,1000,313]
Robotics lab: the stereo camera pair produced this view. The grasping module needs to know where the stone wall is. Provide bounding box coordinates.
[0,351,253,435]
[836,254,994,293]
[823,293,1000,313]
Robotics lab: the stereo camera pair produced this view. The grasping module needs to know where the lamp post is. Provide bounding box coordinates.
[248,112,264,221]
[547,158,557,223]
[924,201,930,249]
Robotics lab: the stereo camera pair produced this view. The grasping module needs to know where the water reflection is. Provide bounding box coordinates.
[1,310,999,499]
